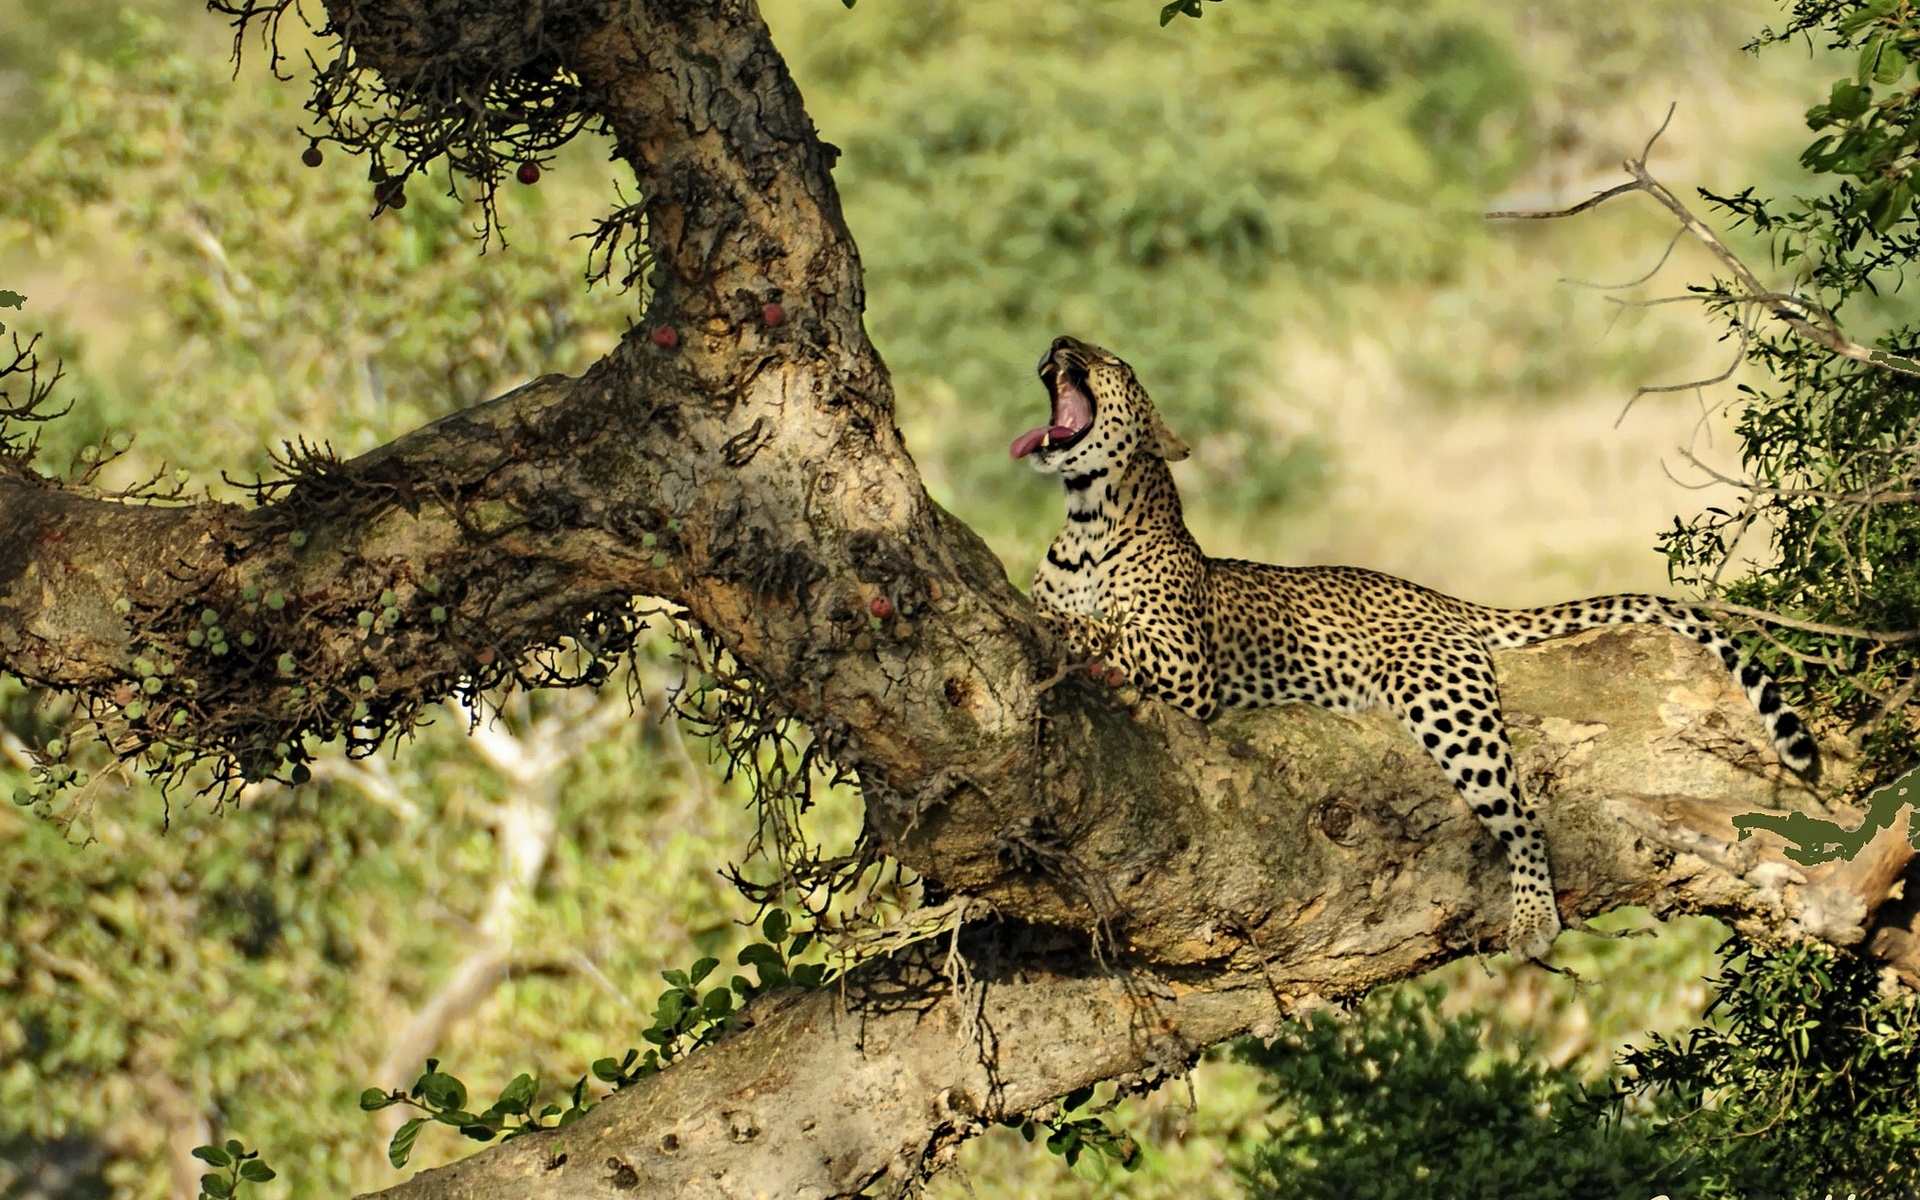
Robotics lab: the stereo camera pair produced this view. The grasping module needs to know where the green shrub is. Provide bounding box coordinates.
[1232,986,1682,1200]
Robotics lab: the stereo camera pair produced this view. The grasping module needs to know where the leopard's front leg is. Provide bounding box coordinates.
[1032,594,1216,720]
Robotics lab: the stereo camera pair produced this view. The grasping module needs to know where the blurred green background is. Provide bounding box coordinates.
[0,1,1845,1197]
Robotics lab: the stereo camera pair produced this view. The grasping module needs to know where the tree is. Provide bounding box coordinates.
[0,1,1915,1197]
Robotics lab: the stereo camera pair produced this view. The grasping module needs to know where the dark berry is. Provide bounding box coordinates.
[651,324,679,349]
[869,596,894,620]
[516,161,541,185]
[302,144,323,168]
[761,302,786,326]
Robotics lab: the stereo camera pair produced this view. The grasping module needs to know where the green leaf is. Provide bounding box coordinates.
[761,908,790,944]
[791,962,826,989]
[591,1057,623,1082]
[192,1146,233,1168]
[416,1070,467,1112]
[689,955,719,984]
[200,1173,233,1199]
[701,987,733,1017]
[737,942,782,967]
[0,290,23,309]
[388,1118,426,1168]
[496,1073,538,1113]
[360,1087,398,1110]
[655,989,686,1024]
[1829,79,1874,121]
[431,1109,479,1127]
[237,1161,276,1183]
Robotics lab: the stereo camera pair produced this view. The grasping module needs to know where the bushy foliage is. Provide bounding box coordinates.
[1231,986,1682,1200]
[1,13,616,478]
[769,0,1532,542]
[1659,0,1920,792]
[1618,938,1920,1200]
[1234,940,1920,1200]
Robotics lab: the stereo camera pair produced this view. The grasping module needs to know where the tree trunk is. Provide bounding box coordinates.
[0,2,1909,1198]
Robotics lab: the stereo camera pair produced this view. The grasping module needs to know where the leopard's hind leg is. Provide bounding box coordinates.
[1382,640,1561,960]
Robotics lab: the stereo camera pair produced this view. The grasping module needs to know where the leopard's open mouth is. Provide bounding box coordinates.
[1010,360,1095,459]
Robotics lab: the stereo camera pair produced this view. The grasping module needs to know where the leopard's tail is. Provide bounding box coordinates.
[1466,593,1819,777]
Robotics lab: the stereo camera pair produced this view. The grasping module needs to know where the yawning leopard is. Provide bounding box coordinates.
[1014,335,1819,961]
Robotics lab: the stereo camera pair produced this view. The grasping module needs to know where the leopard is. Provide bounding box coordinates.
[1013,334,1820,961]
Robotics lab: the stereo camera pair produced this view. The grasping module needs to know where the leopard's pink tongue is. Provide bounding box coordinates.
[1010,425,1077,459]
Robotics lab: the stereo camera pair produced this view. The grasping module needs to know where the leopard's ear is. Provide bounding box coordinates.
[1145,406,1190,462]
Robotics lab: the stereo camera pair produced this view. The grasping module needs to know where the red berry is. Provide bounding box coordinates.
[516,161,541,185]
[761,302,785,326]
[1104,666,1127,688]
[651,324,679,349]
[1087,661,1106,678]
[869,596,894,620]
[302,145,323,168]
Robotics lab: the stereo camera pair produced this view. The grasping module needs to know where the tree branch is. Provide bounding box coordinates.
[356,625,1911,1199]
[1488,106,1920,379]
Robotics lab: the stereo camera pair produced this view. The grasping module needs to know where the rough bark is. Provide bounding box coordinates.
[0,2,1911,1198]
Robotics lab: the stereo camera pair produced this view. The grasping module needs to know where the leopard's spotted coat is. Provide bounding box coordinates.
[1015,336,1819,960]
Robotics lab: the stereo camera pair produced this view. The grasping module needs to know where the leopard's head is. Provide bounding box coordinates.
[1011,336,1190,478]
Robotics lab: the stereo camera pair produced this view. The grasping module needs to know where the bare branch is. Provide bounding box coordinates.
[1487,114,1920,379]
[1692,600,1920,645]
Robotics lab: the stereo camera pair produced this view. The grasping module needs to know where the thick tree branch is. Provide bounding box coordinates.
[358,625,1909,1200]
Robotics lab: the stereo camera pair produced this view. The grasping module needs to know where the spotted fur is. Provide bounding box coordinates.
[1018,336,1819,961]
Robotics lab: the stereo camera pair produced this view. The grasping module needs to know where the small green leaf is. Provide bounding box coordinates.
[737,942,782,967]
[360,1087,398,1110]
[689,956,719,984]
[496,1073,538,1112]
[200,1173,233,1199]
[761,909,790,944]
[388,1117,426,1168]
[191,1145,233,1168]
[237,1161,276,1183]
